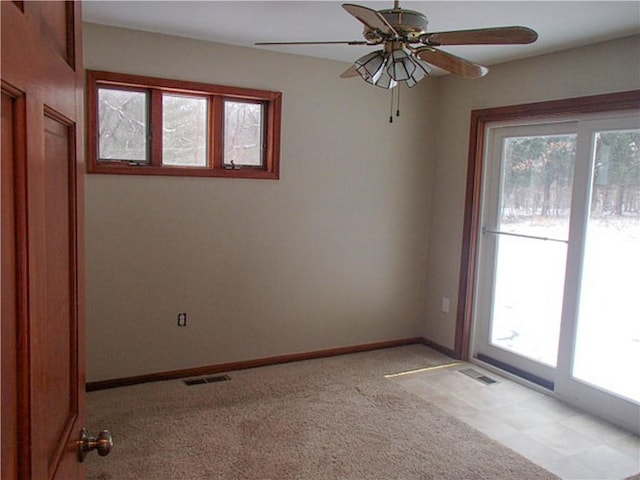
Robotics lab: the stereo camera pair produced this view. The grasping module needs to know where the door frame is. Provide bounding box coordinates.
[455,91,640,433]
[455,90,640,362]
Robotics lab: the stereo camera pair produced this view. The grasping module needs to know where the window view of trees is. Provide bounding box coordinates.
[592,130,640,219]
[98,91,265,168]
[162,94,208,167]
[500,135,576,233]
[491,135,576,364]
[88,70,281,178]
[499,130,640,226]
[98,88,148,162]
[491,134,576,365]
[490,128,640,371]
[224,101,263,167]
[575,129,640,401]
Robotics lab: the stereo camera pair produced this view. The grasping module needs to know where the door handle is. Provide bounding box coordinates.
[77,427,113,462]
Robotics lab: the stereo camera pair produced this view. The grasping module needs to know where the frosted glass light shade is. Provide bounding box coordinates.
[353,48,432,89]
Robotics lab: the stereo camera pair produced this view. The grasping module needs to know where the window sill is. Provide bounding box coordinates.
[87,162,280,180]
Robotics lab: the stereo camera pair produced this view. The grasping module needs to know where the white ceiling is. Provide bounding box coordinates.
[83,1,640,72]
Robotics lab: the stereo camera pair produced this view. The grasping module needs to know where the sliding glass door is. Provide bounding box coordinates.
[473,112,640,433]
[474,122,577,387]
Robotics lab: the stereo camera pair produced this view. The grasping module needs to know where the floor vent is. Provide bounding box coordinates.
[459,368,498,385]
[184,374,230,386]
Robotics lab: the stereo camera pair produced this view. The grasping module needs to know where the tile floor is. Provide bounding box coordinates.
[389,354,640,480]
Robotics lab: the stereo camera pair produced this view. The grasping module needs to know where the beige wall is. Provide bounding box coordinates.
[84,22,640,381]
[83,23,438,381]
[423,35,640,349]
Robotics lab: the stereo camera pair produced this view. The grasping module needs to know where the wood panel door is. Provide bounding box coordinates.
[1,2,97,479]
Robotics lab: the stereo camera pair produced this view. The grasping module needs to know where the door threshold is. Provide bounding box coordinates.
[476,353,554,391]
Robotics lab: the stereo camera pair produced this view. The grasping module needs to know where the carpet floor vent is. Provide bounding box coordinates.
[459,368,498,385]
[184,374,230,386]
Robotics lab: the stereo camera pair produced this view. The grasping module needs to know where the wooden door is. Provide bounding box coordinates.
[1,1,88,479]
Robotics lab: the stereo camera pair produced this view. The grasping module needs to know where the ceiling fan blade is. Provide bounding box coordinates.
[414,47,489,78]
[255,40,369,46]
[340,64,359,79]
[423,26,538,46]
[342,3,398,37]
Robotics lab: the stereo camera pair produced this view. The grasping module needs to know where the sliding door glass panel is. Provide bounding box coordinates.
[573,129,640,402]
[490,134,576,366]
[492,237,568,365]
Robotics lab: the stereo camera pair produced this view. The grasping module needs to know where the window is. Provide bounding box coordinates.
[87,70,282,179]
[456,90,640,362]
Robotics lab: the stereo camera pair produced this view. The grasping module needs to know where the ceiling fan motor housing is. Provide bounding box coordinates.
[380,9,429,40]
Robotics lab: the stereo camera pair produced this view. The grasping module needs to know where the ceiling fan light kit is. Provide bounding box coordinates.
[354,45,432,89]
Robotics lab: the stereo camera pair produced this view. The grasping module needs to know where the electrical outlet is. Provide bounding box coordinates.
[441,297,450,314]
[177,312,187,327]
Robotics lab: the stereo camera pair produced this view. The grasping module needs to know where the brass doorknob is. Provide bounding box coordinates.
[77,427,113,462]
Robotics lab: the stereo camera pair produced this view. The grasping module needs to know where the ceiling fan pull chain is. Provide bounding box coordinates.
[396,84,401,118]
[389,88,394,123]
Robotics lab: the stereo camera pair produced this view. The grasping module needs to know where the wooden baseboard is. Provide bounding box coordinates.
[420,337,456,359]
[86,337,425,391]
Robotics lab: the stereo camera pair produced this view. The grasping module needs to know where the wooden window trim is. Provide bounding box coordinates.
[86,70,282,179]
[455,89,640,361]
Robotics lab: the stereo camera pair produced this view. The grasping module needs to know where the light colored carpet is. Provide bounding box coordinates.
[86,345,559,479]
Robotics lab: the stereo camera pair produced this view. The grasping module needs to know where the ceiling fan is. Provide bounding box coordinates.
[256,1,538,89]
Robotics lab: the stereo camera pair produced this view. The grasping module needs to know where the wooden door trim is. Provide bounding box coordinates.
[455,89,640,360]
[1,81,32,480]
